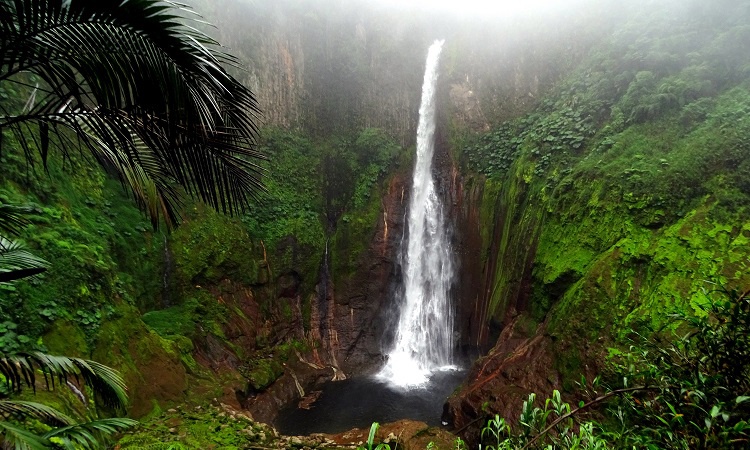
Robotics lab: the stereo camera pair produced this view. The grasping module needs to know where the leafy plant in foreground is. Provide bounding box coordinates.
[0,206,136,448]
[357,422,391,450]
[478,390,610,450]
[473,285,750,449]
[0,204,47,284]
[606,286,750,449]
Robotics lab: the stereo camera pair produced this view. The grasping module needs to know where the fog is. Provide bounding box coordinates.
[186,0,747,141]
[371,0,589,17]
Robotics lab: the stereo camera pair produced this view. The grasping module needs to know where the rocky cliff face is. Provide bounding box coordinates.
[324,172,409,373]
[194,0,429,143]
[194,0,617,142]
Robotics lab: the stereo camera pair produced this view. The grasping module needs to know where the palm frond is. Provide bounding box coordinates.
[0,0,264,227]
[0,204,33,237]
[43,417,138,450]
[0,421,50,450]
[0,352,128,411]
[0,236,48,283]
[0,400,74,427]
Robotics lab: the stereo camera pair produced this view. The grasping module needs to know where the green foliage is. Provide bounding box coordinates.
[242,128,325,248]
[463,121,522,176]
[141,303,199,339]
[479,415,511,450]
[604,288,750,448]
[0,352,137,449]
[0,0,263,227]
[171,208,260,290]
[464,99,595,179]
[140,289,240,369]
[0,140,164,349]
[0,212,48,285]
[116,404,281,450]
[462,0,750,344]
[477,391,609,450]
[356,422,389,450]
[320,127,400,226]
[239,340,307,391]
[237,127,400,299]
[347,128,399,211]
[0,352,129,411]
[473,286,750,449]
[0,187,138,449]
[43,417,139,450]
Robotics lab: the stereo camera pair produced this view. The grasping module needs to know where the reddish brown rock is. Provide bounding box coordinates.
[243,358,333,425]
[443,316,560,445]
[322,172,410,375]
[326,419,457,450]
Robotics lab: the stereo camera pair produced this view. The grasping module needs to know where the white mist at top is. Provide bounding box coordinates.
[378,40,455,388]
[372,0,586,17]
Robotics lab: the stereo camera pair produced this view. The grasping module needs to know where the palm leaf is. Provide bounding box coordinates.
[43,417,138,450]
[0,352,128,411]
[0,400,74,427]
[0,204,33,237]
[0,421,50,450]
[0,236,48,283]
[0,0,264,227]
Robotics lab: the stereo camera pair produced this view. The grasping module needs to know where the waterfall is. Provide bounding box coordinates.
[379,40,455,388]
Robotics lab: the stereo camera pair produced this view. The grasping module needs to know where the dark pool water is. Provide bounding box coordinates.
[275,368,467,435]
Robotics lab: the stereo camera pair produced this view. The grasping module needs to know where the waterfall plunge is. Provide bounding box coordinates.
[379,40,456,388]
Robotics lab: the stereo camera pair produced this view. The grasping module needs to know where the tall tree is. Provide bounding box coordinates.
[0,0,264,227]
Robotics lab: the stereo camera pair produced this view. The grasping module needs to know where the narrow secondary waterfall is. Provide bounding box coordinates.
[379,40,455,388]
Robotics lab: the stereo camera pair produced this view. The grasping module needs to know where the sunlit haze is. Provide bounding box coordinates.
[372,0,586,17]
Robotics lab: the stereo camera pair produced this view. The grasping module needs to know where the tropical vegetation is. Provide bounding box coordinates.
[0,0,263,227]
[1,0,750,449]
[1,0,265,447]
[473,287,750,449]
[1,202,136,449]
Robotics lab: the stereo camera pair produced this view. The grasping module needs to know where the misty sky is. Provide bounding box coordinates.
[372,0,587,16]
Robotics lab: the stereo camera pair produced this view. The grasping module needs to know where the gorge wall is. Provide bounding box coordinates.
[143,0,619,420]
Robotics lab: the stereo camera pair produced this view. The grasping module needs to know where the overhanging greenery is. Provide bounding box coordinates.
[0,0,264,227]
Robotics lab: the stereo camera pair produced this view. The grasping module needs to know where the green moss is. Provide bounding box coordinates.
[244,358,284,391]
[171,335,200,375]
[478,156,546,322]
[0,130,163,350]
[142,303,197,338]
[477,177,503,263]
[170,207,261,291]
[117,405,259,449]
[238,340,306,391]
[92,304,188,417]
[115,402,351,450]
[553,349,583,392]
[42,320,88,357]
[542,194,750,349]
[332,179,384,284]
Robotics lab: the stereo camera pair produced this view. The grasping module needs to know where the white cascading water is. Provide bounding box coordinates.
[379,40,455,388]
